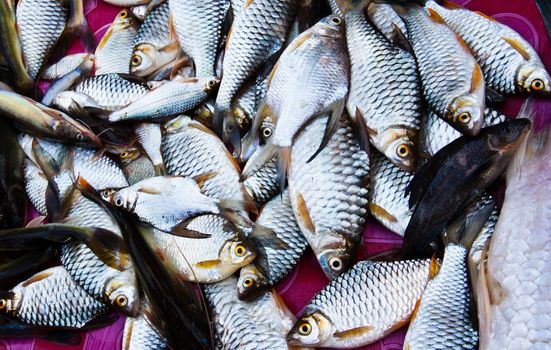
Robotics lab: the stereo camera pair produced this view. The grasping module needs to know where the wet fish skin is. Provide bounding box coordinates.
[288,113,369,279]
[135,123,164,173]
[367,3,408,41]
[108,76,219,122]
[120,151,157,185]
[368,151,413,236]
[237,189,308,300]
[0,266,108,328]
[123,304,167,350]
[41,55,95,106]
[287,259,433,348]
[23,159,48,215]
[403,118,531,258]
[346,9,420,171]
[16,0,68,79]
[426,0,551,96]
[52,90,102,114]
[399,5,485,136]
[169,0,230,77]
[42,53,95,80]
[242,153,278,205]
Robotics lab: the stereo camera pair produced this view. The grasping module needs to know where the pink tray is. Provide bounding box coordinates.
[2,0,550,349]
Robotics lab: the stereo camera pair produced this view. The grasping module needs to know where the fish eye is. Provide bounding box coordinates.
[0,300,6,309]
[330,17,342,25]
[531,78,545,91]
[131,55,142,66]
[76,133,84,141]
[262,127,273,138]
[505,126,513,134]
[234,244,246,257]
[242,277,255,288]
[115,295,128,307]
[120,152,129,159]
[114,197,124,207]
[396,144,410,158]
[298,321,312,336]
[328,257,343,271]
[458,112,471,124]
[208,79,217,88]
[120,10,128,18]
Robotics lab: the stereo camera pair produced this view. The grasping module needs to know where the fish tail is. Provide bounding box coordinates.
[219,198,258,215]
[277,146,291,194]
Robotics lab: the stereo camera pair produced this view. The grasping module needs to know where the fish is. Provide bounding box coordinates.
[16,0,67,79]
[287,258,436,348]
[477,109,551,349]
[73,73,149,111]
[0,266,108,327]
[420,107,507,158]
[205,276,297,350]
[237,189,308,300]
[328,0,344,15]
[425,0,551,96]
[169,0,230,77]
[345,9,420,171]
[120,150,157,185]
[368,151,414,236]
[52,90,103,114]
[23,159,48,215]
[397,5,485,136]
[402,118,531,258]
[367,3,408,41]
[0,0,34,94]
[240,92,277,163]
[214,0,296,152]
[131,2,179,77]
[95,9,140,75]
[106,176,251,234]
[122,302,167,350]
[287,113,369,279]
[0,91,100,147]
[135,123,165,174]
[162,116,251,204]
[243,15,350,184]
[104,0,151,6]
[42,53,95,80]
[242,153,279,205]
[108,76,220,122]
[146,214,256,283]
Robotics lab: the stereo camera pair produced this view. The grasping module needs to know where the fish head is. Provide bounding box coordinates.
[315,15,346,39]
[164,115,192,134]
[379,128,417,172]
[112,9,138,31]
[0,290,19,315]
[240,113,277,163]
[105,276,140,316]
[110,189,136,211]
[315,233,354,279]
[287,311,333,346]
[449,94,485,136]
[118,149,142,165]
[486,118,531,154]
[518,62,551,96]
[220,239,257,268]
[236,264,269,301]
[201,77,221,93]
[55,113,102,147]
[130,44,157,77]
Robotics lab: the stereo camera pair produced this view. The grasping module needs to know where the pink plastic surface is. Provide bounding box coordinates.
[3,0,551,349]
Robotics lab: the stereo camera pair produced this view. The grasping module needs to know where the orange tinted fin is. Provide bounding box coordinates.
[22,271,54,287]
[277,146,291,192]
[429,254,440,279]
[195,259,222,269]
[243,0,254,10]
[475,11,497,22]
[409,298,422,324]
[137,186,161,195]
[470,65,484,93]
[369,203,398,223]
[96,25,113,51]
[426,8,446,24]
[286,31,313,54]
[333,326,374,339]
[440,0,463,9]
[296,192,315,234]
[192,171,218,189]
[503,36,531,60]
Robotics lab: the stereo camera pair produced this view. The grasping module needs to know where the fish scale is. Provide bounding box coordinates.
[169,0,229,77]
[23,160,48,215]
[16,0,67,79]
[289,113,369,279]
[74,74,149,111]
[123,308,166,350]
[346,9,420,170]
[404,244,478,350]
[134,2,171,50]
[242,154,278,205]
[367,4,408,41]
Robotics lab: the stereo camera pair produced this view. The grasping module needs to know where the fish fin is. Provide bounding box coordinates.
[286,31,313,54]
[116,73,148,86]
[428,254,440,279]
[195,259,222,269]
[390,23,414,55]
[219,198,258,215]
[405,149,445,208]
[21,271,54,287]
[333,326,374,339]
[86,227,131,270]
[445,195,495,248]
[243,0,254,9]
[25,216,46,228]
[369,203,398,223]
[158,40,180,54]
[409,298,422,324]
[250,224,289,249]
[470,65,484,93]
[307,101,344,163]
[296,192,315,234]
[168,56,191,80]
[153,164,167,176]
[475,11,497,22]
[137,186,162,195]
[439,0,462,9]
[485,86,505,105]
[168,14,176,42]
[242,141,276,179]
[277,147,291,193]
[502,36,531,60]
[476,241,492,346]
[30,139,60,179]
[95,25,113,52]
[224,111,242,159]
[171,222,211,239]
[354,108,372,155]
[192,171,219,189]
[426,7,446,24]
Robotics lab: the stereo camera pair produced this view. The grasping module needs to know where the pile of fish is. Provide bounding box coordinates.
[0,0,549,348]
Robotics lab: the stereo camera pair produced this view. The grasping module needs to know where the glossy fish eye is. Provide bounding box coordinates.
[76,133,84,141]
[0,300,6,309]
[242,277,255,288]
[114,197,124,207]
[458,112,471,124]
[328,257,343,271]
[396,144,410,158]
[115,295,128,307]
[120,10,128,18]
[234,244,246,257]
[131,55,142,66]
[298,322,312,336]
[208,79,217,88]
[120,152,129,158]
[262,127,273,138]
[531,78,545,91]
[330,17,342,25]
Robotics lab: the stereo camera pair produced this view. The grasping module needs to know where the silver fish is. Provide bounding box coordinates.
[242,153,278,205]
[368,151,414,236]
[42,53,95,80]
[398,5,485,136]
[52,90,103,114]
[95,9,139,75]
[426,0,551,96]
[108,76,219,122]
[0,266,108,327]
[169,0,229,77]
[288,113,369,279]
[120,150,157,185]
[287,259,436,348]
[41,55,95,106]
[135,123,164,173]
[367,3,408,41]
[205,276,297,350]
[23,159,48,215]
[237,189,308,300]
[74,73,149,111]
[16,0,67,78]
[122,303,167,350]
